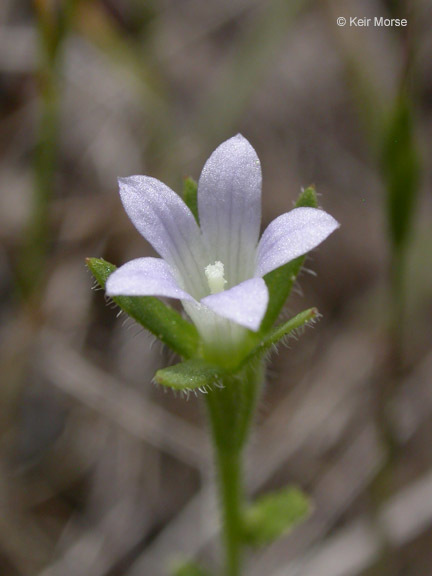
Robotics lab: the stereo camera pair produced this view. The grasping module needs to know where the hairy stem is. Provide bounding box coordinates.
[217,448,243,576]
[205,360,264,576]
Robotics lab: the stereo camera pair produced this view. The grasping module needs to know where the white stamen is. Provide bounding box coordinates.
[205,261,227,294]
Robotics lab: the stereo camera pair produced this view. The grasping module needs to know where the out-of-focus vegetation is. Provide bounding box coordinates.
[0,1,431,575]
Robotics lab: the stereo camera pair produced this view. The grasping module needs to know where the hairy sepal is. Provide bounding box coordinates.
[260,186,318,332]
[86,257,199,359]
[155,358,225,392]
[246,308,318,367]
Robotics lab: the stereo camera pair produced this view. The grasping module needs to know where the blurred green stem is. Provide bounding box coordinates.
[18,0,76,298]
[205,360,263,576]
[389,247,406,368]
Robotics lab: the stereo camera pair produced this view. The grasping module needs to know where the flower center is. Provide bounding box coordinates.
[204,261,227,294]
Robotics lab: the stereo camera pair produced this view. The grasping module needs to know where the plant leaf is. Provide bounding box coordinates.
[155,358,225,391]
[87,257,199,358]
[183,177,199,224]
[243,487,311,547]
[260,186,318,332]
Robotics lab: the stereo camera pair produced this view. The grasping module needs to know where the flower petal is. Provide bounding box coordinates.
[201,278,269,331]
[118,176,209,298]
[256,207,340,277]
[198,134,262,286]
[106,257,193,300]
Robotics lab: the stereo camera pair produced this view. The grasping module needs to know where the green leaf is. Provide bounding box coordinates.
[260,186,318,332]
[171,560,210,576]
[155,358,225,391]
[248,308,318,363]
[243,487,311,547]
[86,257,199,359]
[382,93,421,252]
[183,177,199,224]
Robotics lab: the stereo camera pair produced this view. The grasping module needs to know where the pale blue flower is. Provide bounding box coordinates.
[106,135,339,348]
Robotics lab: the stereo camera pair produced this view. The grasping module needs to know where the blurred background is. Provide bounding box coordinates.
[0,0,431,575]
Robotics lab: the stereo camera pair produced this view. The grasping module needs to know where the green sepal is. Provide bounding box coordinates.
[381,93,421,252]
[86,257,199,359]
[171,560,211,576]
[295,184,319,209]
[183,177,199,224]
[243,487,311,547]
[260,186,318,332]
[247,308,318,364]
[260,257,303,333]
[155,358,225,391]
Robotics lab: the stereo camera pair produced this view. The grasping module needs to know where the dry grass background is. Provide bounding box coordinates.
[0,1,431,575]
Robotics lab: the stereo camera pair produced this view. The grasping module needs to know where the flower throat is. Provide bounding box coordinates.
[205,261,227,294]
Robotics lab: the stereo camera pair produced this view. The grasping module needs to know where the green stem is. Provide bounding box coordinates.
[389,246,406,371]
[205,360,264,576]
[217,449,243,576]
